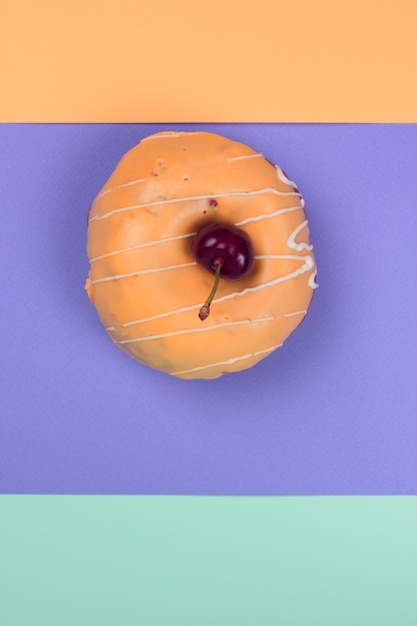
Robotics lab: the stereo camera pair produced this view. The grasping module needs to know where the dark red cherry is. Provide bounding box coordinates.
[192,223,254,320]
[192,223,253,279]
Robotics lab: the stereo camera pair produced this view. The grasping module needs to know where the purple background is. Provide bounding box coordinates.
[1,123,416,495]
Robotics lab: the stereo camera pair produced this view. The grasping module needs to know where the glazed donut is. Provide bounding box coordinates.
[85,131,317,379]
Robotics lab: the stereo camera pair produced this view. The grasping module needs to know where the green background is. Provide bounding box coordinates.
[1,496,416,625]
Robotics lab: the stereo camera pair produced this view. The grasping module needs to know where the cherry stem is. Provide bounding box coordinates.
[198,257,223,321]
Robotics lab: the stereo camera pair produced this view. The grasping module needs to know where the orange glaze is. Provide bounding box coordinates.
[86,131,317,379]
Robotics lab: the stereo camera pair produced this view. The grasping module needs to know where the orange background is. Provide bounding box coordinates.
[1,0,416,122]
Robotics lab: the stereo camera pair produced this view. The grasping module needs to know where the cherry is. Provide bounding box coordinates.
[192,223,254,320]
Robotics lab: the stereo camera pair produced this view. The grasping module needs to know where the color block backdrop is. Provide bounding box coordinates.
[2,0,417,122]
[1,497,417,626]
[1,2,416,625]
[1,122,417,495]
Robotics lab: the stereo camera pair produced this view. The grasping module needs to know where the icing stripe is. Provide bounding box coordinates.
[286,219,313,251]
[276,165,298,188]
[171,343,283,376]
[88,187,303,222]
[89,232,196,263]
[140,132,183,140]
[95,178,146,201]
[235,204,302,227]
[90,261,196,285]
[110,255,315,329]
[308,267,318,289]
[284,310,307,318]
[117,316,275,345]
[254,254,310,261]
[226,153,264,162]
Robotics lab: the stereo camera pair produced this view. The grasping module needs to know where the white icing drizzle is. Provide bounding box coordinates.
[89,205,303,264]
[276,165,298,189]
[226,152,264,162]
[286,219,313,252]
[284,310,307,318]
[89,165,317,338]
[117,316,274,345]
[88,187,302,223]
[140,132,183,141]
[90,261,197,285]
[112,254,314,329]
[254,253,309,261]
[308,267,318,289]
[95,178,146,201]
[170,343,283,376]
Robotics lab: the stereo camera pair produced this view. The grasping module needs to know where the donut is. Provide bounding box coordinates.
[85,131,317,379]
